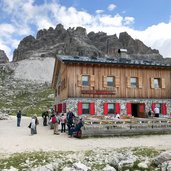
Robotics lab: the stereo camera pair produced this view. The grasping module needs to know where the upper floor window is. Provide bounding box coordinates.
[130,77,138,88]
[82,75,89,86]
[154,78,160,88]
[107,76,115,87]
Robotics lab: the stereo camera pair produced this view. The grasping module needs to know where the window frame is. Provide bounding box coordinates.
[130,77,138,88]
[82,75,90,86]
[108,103,115,114]
[154,78,161,89]
[107,76,115,87]
[82,103,90,114]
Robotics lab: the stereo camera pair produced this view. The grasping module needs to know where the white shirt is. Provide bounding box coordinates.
[31,118,36,129]
[154,107,159,114]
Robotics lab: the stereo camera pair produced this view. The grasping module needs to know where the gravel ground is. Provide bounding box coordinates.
[0,116,171,155]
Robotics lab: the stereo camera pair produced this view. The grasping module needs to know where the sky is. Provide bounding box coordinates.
[1,0,171,61]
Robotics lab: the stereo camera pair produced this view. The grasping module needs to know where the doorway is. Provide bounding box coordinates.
[131,103,146,118]
[132,103,138,117]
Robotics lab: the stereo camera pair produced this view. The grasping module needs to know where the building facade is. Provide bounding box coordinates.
[52,55,171,117]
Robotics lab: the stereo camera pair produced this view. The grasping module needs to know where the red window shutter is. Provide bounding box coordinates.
[126,103,132,116]
[162,103,167,115]
[103,103,108,115]
[151,103,156,112]
[58,104,62,113]
[54,105,57,112]
[78,102,82,115]
[90,102,95,115]
[139,103,145,113]
[115,103,120,114]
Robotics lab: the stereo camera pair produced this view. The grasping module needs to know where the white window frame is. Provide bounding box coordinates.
[107,76,115,87]
[130,77,138,88]
[82,103,90,114]
[82,75,89,86]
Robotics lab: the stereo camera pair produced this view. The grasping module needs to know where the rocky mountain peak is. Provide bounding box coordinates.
[13,24,163,62]
[0,50,9,63]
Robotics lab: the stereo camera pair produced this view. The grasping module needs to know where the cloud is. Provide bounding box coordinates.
[108,4,117,11]
[96,10,104,14]
[0,0,171,61]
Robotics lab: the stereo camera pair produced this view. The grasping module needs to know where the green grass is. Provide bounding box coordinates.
[0,148,162,171]
[132,147,160,158]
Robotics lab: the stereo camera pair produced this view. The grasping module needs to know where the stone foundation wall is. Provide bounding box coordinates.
[58,98,171,116]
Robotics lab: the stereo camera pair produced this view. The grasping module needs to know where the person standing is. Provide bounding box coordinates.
[60,113,66,133]
[16,110,22,127]
[42,111,49,126]
[51,112,60,135]
[66,111,75,135]
[30,115,36,135]
[154,106,160,117]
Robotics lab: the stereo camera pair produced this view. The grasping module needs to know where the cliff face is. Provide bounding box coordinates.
[13,24,163,62]
[0,50,9,63]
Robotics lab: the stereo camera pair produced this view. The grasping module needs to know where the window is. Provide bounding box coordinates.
[130,77,138,88]
[154,78,160,88]
[82,103,90,114]
[107,76,115,87]
[108,103,115,114]
[82,75,89,86]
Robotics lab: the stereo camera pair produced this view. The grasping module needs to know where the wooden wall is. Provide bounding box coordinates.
[57,62,171,100]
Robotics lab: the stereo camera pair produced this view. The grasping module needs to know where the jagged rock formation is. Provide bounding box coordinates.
[13,24,162,61]
[0,50,9,63]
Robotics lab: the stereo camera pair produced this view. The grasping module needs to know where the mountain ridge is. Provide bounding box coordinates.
[12,24,163,62]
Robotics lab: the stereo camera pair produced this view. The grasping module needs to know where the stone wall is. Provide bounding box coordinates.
[57,98,171,116]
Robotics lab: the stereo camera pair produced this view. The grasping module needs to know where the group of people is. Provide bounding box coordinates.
[17,109,83,137]
[16,110,39,135]
[49,110,84,137]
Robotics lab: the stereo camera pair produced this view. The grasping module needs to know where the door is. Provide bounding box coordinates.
[132,103,138,117]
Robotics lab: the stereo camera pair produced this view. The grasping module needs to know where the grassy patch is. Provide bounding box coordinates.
[132,147,160,158]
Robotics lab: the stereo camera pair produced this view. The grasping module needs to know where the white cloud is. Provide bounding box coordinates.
[96,10,104,14]
[0,0,171,62]
[108,4,117,11]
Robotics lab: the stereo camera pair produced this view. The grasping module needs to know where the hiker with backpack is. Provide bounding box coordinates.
[51,112,60,135]
[66,110,75,135]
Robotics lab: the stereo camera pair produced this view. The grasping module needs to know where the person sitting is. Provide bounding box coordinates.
[69,118,83,138]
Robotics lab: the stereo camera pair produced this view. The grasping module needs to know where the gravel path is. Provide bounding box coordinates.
[0,116,171,154]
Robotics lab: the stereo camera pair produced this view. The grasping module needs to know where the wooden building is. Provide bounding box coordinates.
[52,55,171,117]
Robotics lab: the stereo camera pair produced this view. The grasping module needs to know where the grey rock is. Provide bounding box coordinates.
[102,165,116,171]
[73,162,90,171]
[13,24,163,62]
[0,50,9,63]
[153,151,171,165]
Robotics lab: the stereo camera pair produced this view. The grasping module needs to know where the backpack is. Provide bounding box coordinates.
[52,116,57,124]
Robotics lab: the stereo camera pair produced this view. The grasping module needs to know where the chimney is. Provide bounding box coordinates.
[118,49,128,58]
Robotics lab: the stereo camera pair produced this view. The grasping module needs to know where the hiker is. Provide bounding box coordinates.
[42,111,49,126]
[16,110,22,127]
[51,112,60,135]
[29,115,39,135]
[66,111,75,135]
[69,118,84,138]
[34,114,39,134]
[154,106,160,117]
[60,113,66,133]
[30,115,36,135]
[148,110,152,118]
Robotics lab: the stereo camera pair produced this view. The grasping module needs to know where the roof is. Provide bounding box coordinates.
[56,55,171,68]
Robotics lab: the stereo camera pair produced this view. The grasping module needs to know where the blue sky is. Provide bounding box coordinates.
[1,0,171,61]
